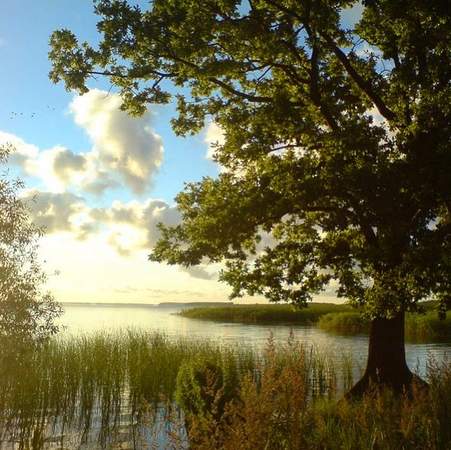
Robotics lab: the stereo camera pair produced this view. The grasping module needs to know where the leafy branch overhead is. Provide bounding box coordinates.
[49,0,451,317]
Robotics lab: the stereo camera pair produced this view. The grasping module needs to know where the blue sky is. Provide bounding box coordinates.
[0,1,227,303]
[0,1,218,204]
[0,1,361,304]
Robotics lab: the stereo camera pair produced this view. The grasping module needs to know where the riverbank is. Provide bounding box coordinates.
[1,331,450,449]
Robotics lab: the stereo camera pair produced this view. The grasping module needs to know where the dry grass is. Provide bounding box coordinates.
[182,340,451,450]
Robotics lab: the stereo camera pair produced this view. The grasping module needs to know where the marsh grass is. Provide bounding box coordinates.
[178,303,351,324]
[0,330,352,449]
[180,303,450,342]
[318,311,451,341]
[186,349,451,450]
[0,330,449,449]
[0,330,255,449]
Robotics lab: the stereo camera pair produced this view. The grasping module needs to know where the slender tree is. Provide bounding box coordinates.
[49,0,450,394]
[0,146,61,346]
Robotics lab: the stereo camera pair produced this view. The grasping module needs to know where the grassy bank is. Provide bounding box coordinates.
[318,311,451,341]
[180,303,451,342]
[179,302,351,324]
[0,331,450,449]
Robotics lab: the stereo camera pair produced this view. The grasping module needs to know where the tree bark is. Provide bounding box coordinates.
[347,312,427,398]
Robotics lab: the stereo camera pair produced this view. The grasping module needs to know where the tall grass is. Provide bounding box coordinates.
[0,330,352,448]
[318,311,451,341]
[0,330,254,448]
[180,303,450,341]
[179,303,351,324]
[184,348,451,450]
[0,330,450,449]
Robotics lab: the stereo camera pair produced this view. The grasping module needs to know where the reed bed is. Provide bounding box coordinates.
[178,303,351,324]
[318,311,451,341]
[0,330,449,449]
[0,331,352,448]
[0,330,251,448]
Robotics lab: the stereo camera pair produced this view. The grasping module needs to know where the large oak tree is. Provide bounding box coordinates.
[49,0,450,394]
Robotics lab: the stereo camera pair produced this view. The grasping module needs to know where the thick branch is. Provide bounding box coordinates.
[206,77,273,103]
[309,44,340,132]
[321,33,397,122]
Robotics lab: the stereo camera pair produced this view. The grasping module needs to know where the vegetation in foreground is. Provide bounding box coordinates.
[185,343,451,450]
[0,331,450,449]
[0,146,61,344]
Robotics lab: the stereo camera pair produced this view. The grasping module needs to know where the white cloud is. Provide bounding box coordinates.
[90,199,181,251]
[21,190,96,239]
[18,186,217,281]
[0,131,39,165]
[70,89,163,194]
[1,89,164,196]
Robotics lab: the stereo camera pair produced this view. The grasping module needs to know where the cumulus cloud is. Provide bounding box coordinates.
[19,190,183,259]
[52,148,86,179]
[70,89,163,194]
[90,199,181,250]
[22,190,95,239]
[0,131,39,166]
[1,89,163,196]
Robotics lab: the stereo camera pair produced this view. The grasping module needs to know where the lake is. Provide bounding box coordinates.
[60,303,451,378]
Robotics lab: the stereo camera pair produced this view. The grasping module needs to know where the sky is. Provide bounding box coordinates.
[0,1,361,304]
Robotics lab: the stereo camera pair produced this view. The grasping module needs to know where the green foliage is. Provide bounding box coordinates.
[318,311,370,334]
[179,302,351,323]
[0,330,257,447]
[49,1,451,318]
[405,312,451,341]
[318,310,451,341]
[0,146,61,344]
[175,353,239,421]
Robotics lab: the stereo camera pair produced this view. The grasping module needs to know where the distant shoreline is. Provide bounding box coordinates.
[61,301,234,308]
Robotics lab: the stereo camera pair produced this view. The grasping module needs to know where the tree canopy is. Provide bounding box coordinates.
[0,146,61,344]
[49,0,450,318]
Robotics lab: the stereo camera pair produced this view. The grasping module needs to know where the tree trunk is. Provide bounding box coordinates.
[347,312,426,398]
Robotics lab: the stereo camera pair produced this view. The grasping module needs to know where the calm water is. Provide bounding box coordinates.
[60,303,451,378]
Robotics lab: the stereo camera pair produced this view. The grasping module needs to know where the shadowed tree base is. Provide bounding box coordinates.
[346,312,428,399]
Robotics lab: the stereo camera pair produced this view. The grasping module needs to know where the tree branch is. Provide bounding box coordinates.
[206,77,273,103]
[309,43,340,132]
[321,33,397,122]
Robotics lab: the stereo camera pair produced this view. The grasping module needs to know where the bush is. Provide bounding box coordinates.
[188,349,451,450]
[0,145,61,345]
[175,354,239,421]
